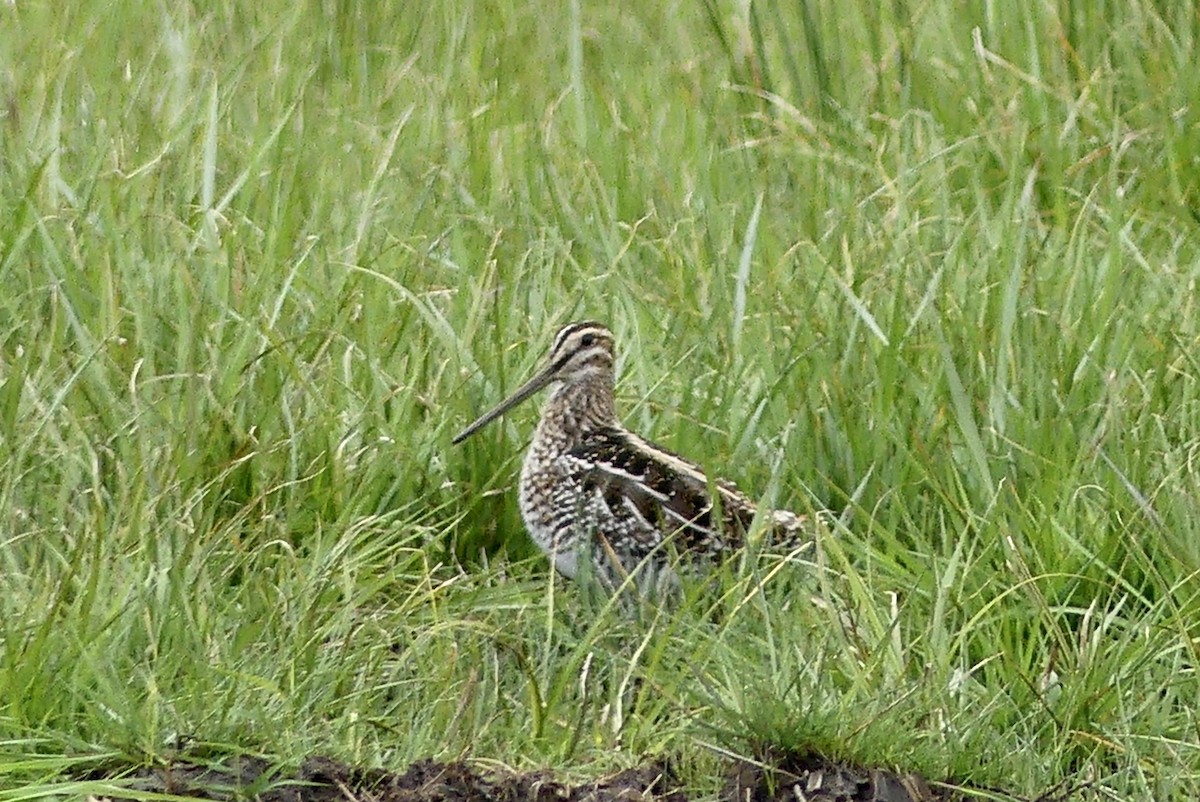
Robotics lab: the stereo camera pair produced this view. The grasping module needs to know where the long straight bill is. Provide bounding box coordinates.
[451,365,556,444]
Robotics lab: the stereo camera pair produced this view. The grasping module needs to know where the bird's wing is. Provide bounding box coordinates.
[564,427,755,556]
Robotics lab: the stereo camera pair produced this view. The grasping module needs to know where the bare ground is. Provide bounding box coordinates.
[83,750,1074,802]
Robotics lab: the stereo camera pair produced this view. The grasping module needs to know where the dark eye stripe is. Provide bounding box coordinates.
[550,322,610,363]
[552,340,606,371]
[550,350,574,372]
[551,322,592,354]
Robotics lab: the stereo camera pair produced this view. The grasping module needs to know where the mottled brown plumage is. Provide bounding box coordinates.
[453,321,823,590]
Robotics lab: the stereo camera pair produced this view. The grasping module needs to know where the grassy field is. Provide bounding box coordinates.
[2,0,1200,798]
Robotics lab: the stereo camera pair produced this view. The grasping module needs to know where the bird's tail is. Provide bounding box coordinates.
[767,508,836,554]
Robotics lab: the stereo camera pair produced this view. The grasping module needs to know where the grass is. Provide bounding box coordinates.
[2,0,1200,799]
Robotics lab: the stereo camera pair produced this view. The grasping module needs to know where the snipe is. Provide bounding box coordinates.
[453,321,824,590]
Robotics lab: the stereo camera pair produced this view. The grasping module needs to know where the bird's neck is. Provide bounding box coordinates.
[538,374,618,445]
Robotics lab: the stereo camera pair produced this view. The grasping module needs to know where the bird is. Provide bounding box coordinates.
[452,321,824,592]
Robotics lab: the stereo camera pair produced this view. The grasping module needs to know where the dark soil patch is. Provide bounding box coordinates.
[725,752,952,802]
[89,755,684,802]
[85,751,1064,802]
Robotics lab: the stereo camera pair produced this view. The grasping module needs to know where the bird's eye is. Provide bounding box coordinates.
[580,334,595,347]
